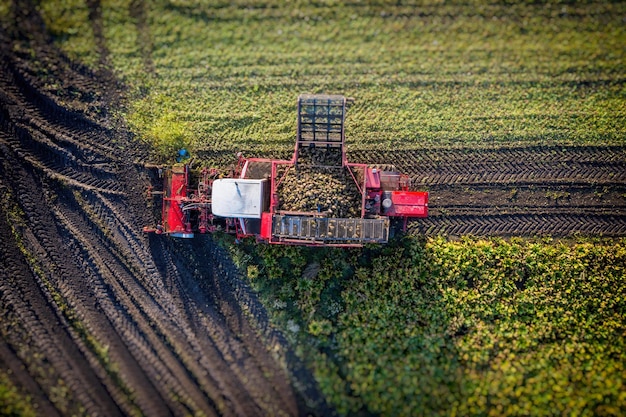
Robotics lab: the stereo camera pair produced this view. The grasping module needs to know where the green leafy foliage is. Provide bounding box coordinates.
[236,237,626,416]
[36,0,98,67]
[0,372,36,417]
[126,92,193,155]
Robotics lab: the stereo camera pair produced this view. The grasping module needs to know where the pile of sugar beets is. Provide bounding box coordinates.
[277,147,361,218]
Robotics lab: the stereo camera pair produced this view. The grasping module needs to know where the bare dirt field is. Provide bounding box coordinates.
[0,5,332,416]
[1,3,625,417]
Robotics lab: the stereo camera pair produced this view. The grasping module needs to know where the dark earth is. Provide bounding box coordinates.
[0,2,333,416]
[1,1,625,416]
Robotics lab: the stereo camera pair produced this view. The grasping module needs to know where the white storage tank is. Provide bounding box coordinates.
[211,178,267,219]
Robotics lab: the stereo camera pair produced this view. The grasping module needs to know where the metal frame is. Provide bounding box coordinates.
[295,94,347,167]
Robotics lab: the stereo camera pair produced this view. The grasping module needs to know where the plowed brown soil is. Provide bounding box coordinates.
[0,3,332,416]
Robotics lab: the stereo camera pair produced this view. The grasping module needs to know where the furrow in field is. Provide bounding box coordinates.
[410,213,626,237]
[350,147,626,187]
[0,146,127,416]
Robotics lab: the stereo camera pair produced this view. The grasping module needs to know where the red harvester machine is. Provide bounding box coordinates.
[144,94,428,247]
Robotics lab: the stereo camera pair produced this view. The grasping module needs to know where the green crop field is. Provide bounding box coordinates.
[32,0,626,157]
[230,236,626,416]
[19,0,626,415]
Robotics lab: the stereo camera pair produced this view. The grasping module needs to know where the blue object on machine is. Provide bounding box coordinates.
[176,148,189,162]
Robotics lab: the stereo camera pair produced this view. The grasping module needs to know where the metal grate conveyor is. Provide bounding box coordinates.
[273,215,389,244]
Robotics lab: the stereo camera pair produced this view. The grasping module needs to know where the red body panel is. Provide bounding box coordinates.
[260,212,273,240]
[387,191,428,217]
[162,166,193,237]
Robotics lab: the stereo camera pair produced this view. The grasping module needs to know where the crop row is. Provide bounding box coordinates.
[31,0,626,156]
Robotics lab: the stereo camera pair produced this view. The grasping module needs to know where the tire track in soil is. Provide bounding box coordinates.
[350,147,626,186]
[166,236,333,416]
[0,202,76,417]
[0,147,127,416]
[349,148,626,237]
[1,4,327,416]
[49,187,203,416]
[411,214,626,237]
[83,187,302,415]
[57,187,293,416]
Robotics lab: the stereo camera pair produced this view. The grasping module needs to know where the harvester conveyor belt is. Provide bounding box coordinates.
[273,215,389,243]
